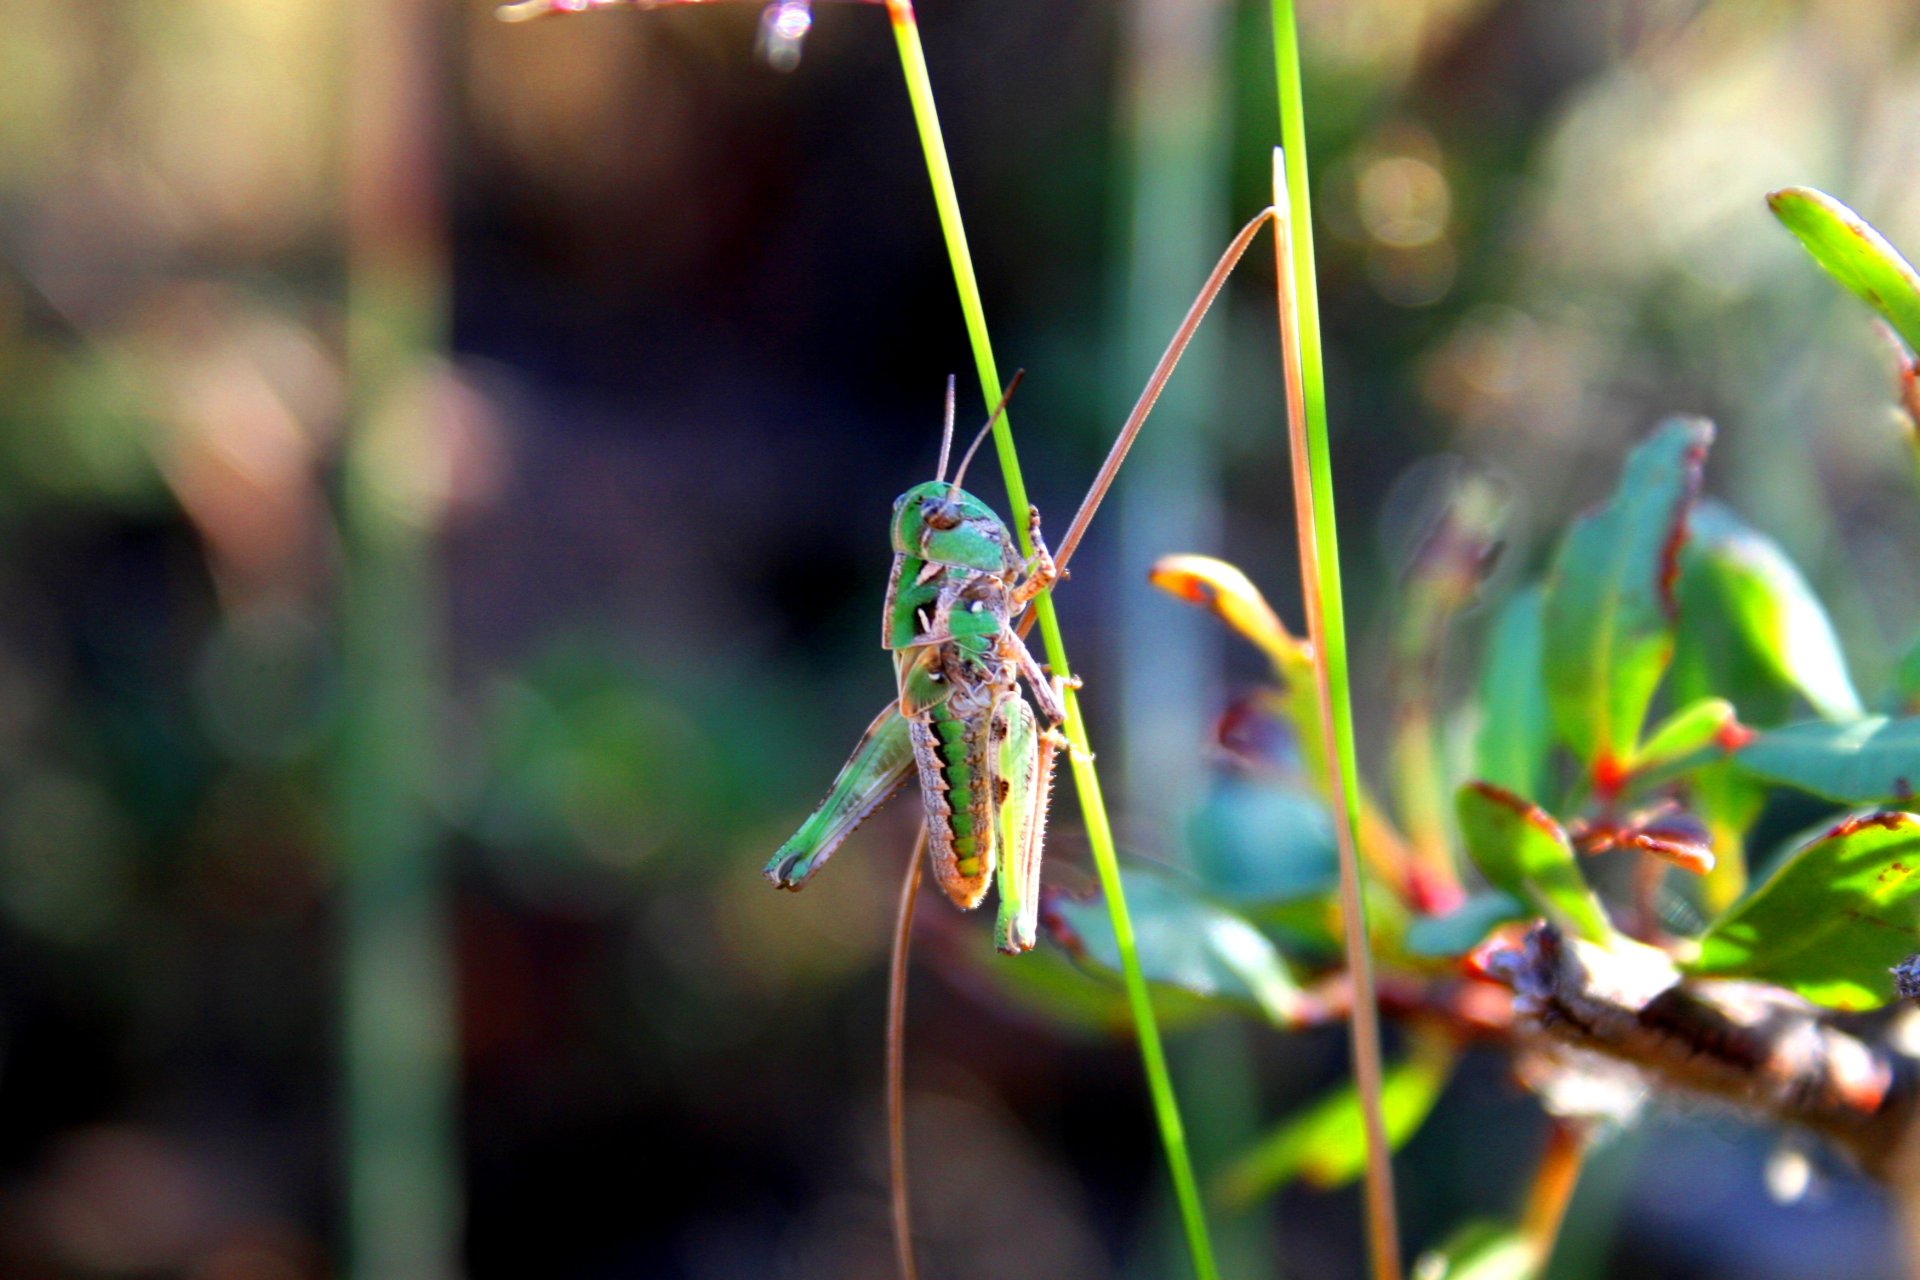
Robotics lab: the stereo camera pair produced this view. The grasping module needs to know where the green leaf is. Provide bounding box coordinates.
[1673,501,1861,724]
[1185,778,1338,906]
[1474,587,1553,799]
[1689,758,1768,914]
[1045,862,1300,1023]
[982,938,1225,1035]
[1685,811,1920,1009]
[1218,1034,1455,1202]
[1457,782,1612,942]
[1769,186,1920,355]
[1894,635,1920,715]
[1406,891,1529,958]
[1542,418,1713,777]
[1411,1221,1537,1280]
[1633,696,1737,773]
[1736,716,1920,804]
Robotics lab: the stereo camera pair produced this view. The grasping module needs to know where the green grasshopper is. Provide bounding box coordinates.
[765,377,1070,953]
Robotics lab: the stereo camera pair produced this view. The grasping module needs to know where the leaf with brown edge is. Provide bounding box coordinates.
[1457,782,1612,942]
[1769,187,1920,356]
[1575,806,1716,876]
[1149,554,1308,674]
[1685,811,1920,1010]
[1541,418,1713,788]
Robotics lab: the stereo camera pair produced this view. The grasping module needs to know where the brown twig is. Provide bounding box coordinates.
[888,829,927,1280]
[1486,923,1920,1180]
[1521,1120,1588,1265]
[1047,207,1275,580]
[1272,151,1401,1280]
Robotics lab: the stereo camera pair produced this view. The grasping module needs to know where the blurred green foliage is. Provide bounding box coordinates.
[0,0,1916,1276]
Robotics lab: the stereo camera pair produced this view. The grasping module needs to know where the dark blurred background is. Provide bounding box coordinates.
[0,0,1917,1276]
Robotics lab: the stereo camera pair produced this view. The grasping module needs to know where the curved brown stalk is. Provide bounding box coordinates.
[1271,146,1400,1279]
[1049,206,1276,578]
[1521,1120,1588,1264]
[888,828,927,1280]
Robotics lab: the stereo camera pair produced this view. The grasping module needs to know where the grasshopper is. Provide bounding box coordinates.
[765,377,1071,953]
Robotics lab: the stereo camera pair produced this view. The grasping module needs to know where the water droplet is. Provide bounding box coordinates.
[757,1,812,72]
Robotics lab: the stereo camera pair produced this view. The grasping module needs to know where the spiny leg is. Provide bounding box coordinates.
[1009,505,1060,609]
[1001,622,1076,727]
[766,703,916,889]
[992,698,1063,954]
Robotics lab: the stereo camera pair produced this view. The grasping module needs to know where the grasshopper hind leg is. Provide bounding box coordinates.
[766,704,916,890]
[993,698,1063,953]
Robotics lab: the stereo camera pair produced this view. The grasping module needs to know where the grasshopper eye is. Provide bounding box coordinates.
[922,497,963,530]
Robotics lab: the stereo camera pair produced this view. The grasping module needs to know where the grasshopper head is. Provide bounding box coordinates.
[893,370,1025,572]
[891,481,1013,572]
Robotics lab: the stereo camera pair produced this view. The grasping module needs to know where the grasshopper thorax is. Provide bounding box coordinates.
[891,480,1018,574]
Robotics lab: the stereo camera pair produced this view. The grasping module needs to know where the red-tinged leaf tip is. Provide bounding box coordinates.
[1831,1055,1893,1114]
[1590,751,1630,801]
[1175,578,1217,607]
[1715,720,1756,752]
[1212,695,1296,769]
[1452,979,1518,1035]
[1462,923,1530,983]
[1405,864,1468,917]
[1657,433,1712,617]
[1465,779,1540,821]
[1897,358,1920,433]
[1465,781,1587,862]
[1826,811,1914,840]
[1623,829,1715,876]
[1037,888,1086,958]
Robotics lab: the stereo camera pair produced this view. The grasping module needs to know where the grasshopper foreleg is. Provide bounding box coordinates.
[1009,506,1060,609]
[1000,622,1075,727]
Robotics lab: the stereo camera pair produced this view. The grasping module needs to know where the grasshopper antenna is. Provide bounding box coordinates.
[934,374,957,484]
[948,369,1025,500]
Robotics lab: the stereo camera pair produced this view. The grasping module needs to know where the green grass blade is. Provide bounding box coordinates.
[1270,3,1402,1276]
[884,5,1220,1277]
[341,1,460,1275]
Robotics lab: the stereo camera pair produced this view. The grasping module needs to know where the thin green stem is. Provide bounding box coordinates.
[1270,4,1401,1278]
[886,5,1219,1278]
[341,0,460,1276]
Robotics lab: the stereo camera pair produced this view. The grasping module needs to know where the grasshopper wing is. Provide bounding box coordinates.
[766,703,915,890]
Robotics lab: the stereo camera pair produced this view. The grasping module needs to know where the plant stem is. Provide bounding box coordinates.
[1269,2,1401,1275]
[885,5,1220,1277]
[1522,1122,1588,1267]
[341,0,460,1276]
[887,831,926,1280]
